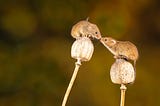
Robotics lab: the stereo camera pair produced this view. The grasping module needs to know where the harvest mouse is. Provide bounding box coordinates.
[100,37,139,68]
[71,18,101,40]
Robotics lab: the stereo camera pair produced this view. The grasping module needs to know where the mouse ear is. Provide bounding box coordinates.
[111,39,116,44]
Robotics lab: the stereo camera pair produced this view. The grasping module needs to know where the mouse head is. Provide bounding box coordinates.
[87,23,101,40]
[100,37,117,47]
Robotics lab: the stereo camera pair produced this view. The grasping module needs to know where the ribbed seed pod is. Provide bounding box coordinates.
[71,37,94,62]
[110,59,135,84]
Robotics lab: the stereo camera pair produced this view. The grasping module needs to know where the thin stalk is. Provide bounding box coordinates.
[120,84,127,106]
[62,59,81,106]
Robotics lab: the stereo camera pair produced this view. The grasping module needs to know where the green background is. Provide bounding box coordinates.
[0,0,159,106]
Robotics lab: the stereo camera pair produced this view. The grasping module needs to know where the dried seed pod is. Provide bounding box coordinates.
[110,59,135,84]
[71,37,94,62]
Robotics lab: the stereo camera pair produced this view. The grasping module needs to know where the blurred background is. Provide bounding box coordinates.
[0,0,160,106]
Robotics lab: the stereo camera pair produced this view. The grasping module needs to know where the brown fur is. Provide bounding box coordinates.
[71,20,101,39]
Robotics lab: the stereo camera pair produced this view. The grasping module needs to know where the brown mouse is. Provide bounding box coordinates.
[71,19,101,40]
[100,37,139,68]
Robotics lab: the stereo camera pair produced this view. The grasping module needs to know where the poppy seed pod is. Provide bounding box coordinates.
[110,59,135,84]
[71,37,94,62]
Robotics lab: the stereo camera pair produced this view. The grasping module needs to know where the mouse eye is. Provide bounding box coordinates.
[104,38,107,41]
[95,32,98,34]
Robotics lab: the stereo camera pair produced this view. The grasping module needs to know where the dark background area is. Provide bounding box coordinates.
[0,0,160,106]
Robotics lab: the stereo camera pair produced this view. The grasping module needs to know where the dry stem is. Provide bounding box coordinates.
[120,84,127,106]
[62,59,81,106]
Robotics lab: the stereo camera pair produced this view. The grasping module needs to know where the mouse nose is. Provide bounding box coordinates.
[97,36,101,40]
[99,35,104,40]
[99,36,102,40]
[95,34,102,40]
[100,38,104,42]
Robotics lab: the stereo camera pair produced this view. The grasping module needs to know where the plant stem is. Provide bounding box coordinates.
[120,84,127,106]
[62,59,81,106]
